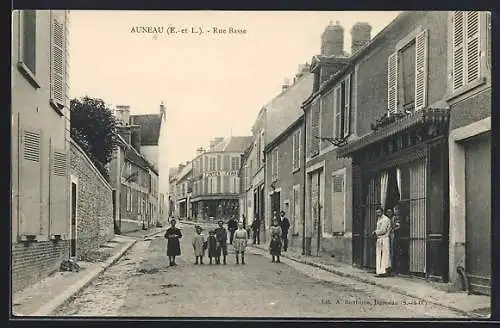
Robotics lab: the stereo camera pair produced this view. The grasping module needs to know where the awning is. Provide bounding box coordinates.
[337,108,450,158]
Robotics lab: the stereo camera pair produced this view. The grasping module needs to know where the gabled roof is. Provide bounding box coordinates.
[265,72,314,144]
[130,114,162,146]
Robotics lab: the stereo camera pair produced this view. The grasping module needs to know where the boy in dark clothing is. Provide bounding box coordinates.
[214,220,228,265]
[280,211,290,252]
[269,235,282,263]
[207,230,217,265]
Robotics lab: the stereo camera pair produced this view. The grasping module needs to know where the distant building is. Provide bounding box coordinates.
[190,136,252,221]
[168,167,179,218]
[109,106,161,233]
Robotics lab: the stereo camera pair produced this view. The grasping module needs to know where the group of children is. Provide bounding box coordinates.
[192,220,249,265]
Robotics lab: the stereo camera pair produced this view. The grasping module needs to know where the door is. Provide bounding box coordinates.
[362,175,379,269]
[408,158,427,276]
[70,181,77,258]
[352,166,363,266]
[465,132,491,295]
[426,139,449,282]
[310,170,322,256]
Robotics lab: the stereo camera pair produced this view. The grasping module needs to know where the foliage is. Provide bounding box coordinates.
[370,111,408,131]
[70,96,118,166]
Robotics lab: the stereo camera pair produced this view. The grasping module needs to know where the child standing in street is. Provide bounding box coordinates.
[207,230,217,265]
[269,234,282,263]
[233,221,248,265]
[192,226,205,265]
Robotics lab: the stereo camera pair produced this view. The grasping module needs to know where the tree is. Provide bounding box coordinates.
[70,96,118,166]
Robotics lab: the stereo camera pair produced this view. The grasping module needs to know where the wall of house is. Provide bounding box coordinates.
[11,10,71,294]
[264,124,304,253]
[70,140,114,260]
[140,145,159,170]
[355,12,449,137]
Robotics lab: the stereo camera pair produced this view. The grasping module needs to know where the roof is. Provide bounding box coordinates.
[209,136,253,153]
[114,132,159,176]
[130,114,163,146]
[265,72,314,144]
[177,162,193,182]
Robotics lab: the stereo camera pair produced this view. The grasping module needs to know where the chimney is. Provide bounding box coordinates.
[160,101,166,122]
[321,21,344,56]
[281,78,290,92]
[115,105,131,125]
[351,22,372,55]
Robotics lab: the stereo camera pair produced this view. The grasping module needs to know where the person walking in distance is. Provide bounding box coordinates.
[251,216,260,245]
[280,211,290,252]
[269,217,283,263]
[164,219,182,266]
[233,221,248,264]
[207,230,217,265]
[372,206,392,277]
[192,225,206,265]
[215,220,228,265]
[227,216,238,244]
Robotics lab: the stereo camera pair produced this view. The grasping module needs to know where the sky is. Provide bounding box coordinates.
[68,10,400,190]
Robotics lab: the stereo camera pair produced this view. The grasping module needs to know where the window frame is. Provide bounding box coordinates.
[17,10,40,88]
[292,129,302,172]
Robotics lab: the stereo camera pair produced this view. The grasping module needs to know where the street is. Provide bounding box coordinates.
[53,223,466,318]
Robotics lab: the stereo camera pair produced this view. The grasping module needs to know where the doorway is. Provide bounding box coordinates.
[70,179,78,259]
[464,132,491,295]
[309,169,323,256]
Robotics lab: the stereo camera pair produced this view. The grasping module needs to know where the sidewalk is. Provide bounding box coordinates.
[121,226,166,240]
[250,243,491,319]
[11,230,162,317]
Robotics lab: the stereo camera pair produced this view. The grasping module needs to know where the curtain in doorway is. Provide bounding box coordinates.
[380,171,389,210]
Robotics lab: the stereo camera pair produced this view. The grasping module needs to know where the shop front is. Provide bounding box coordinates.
[338,108,450,282]
[191,196,239,222]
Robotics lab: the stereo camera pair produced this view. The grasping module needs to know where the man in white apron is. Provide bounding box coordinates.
[373,207,392,277]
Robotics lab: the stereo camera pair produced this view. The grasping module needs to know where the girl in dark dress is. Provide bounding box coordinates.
[165,219,182,266]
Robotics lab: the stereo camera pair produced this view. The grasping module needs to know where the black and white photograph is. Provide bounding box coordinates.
[10,9,492,319]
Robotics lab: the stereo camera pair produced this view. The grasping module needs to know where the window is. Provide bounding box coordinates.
[271,147,279,181]
[209,157,216,171]
[451,11,482,92]
[231,177,239,194]
[210,177,217,194]
[388,29,428,113]
[50,12,66,109]
[292,130,301,171]
[331,172,346,233]
[231,157,240,170]
[126,187,131,211]
[20,10,37,78]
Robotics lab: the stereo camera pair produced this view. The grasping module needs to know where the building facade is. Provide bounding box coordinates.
[176,162,193,220]
[11,10,71,293]
[190,137,252,221]
[336,11,491,294]
[168,168,178,218]
[264,116,305,253]
[108,109,160,233]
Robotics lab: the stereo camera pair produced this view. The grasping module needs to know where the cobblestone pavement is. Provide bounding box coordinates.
[54,223,466,318]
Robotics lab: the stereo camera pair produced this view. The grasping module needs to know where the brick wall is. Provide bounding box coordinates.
[70,140,114,260]
[12,241,70,294]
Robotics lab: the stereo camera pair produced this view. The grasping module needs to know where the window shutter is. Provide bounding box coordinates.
[343,75,351,136]
[292,133,296,169]
[332,174,345,233]
[19,128,42,236]
[387,52,398,113]
[311,100,320,155]
[50,146,68,239]
[51,13,65,107]
[415,30,428,111]
[452,11,466,91]
[334,87,342,138]
[466,11,481,84]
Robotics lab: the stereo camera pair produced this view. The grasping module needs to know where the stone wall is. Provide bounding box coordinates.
[70,139,114,260]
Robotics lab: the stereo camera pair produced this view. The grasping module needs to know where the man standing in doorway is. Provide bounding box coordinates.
[251,215,261,245]
[373,206,392,277]
[280,211,290,252]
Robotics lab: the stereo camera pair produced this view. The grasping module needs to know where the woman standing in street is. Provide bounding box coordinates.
[165,219,182,266]
[233,221,248,265]
[269,217,283,263]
